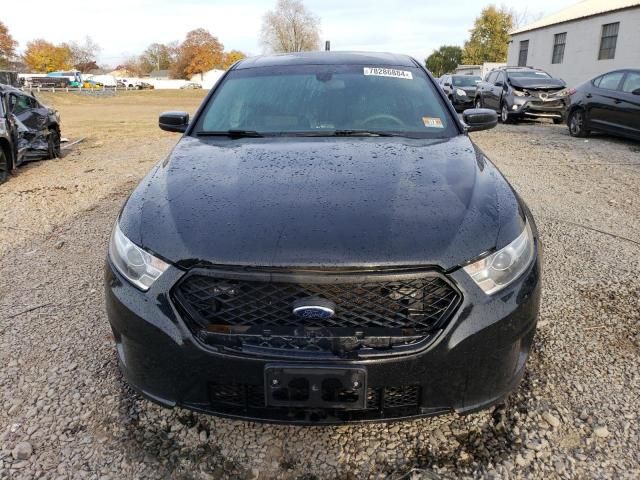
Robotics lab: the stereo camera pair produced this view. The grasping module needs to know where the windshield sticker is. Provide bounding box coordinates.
[422,117,444,128]
[364,67,413,80]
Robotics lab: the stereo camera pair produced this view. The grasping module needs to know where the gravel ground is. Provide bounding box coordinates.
[1,93,639,479]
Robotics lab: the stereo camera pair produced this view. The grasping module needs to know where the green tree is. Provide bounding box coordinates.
[425,45,463,77]
[463,5,513,64]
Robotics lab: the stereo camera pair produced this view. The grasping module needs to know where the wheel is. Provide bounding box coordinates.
[568,109,589,137]
[500,103,512,124]
[475,97,483,109]
[0,148,9,184]
[47,128,61,159]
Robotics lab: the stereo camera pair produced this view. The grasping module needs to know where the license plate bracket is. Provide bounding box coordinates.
[264,364,367,409]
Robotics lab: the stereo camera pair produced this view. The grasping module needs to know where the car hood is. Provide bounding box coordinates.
[509,77,566,90]
[120,135,524,270]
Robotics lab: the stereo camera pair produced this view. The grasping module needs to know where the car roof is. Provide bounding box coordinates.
[234,51,419,70]
[0,83,25,94]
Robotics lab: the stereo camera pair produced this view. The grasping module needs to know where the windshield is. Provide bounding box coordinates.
[507,70,551,79]
[452,76,481,87]
[194,64,457,138]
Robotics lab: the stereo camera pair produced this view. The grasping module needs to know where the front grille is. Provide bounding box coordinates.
[174,269,461,358]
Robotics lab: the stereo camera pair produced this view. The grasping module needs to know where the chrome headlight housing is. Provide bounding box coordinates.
[455,88,467,96]
[463,222,535,295]
[513,89,527,97]
[109,223,170,291]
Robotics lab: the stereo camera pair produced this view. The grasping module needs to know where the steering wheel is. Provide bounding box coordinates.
[359,114,405,128]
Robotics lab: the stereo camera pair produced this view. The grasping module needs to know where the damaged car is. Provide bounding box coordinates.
[0,84,61,184]
[475,67,568,124]
[105,52,541,424]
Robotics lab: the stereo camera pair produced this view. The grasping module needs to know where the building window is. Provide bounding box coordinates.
[598,22,619,60]
[518,40,529,66]
[552,33,567,64]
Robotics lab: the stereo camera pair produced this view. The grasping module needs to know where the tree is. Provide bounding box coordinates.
[463,6,513,64]
[0,21,17,68]
[23,40,72,72]
[260,0,321,53]
[139,42,178,73]
[171,29,224,79]
[222,50,247,69]
[425,46,463,77]
[68,36,102,72]
[120,57,146,77]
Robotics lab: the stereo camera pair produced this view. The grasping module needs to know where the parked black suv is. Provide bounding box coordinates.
[567,69,640,141]
[0,84,61,184]
[105,52,541,424]
[439,74,482,111]
[475,67,568,124]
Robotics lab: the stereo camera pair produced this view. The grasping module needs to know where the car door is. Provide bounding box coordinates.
[617,71,640,138]
[587,71,625,133]
[487,72,504,111]
[479,72,496,109]
[9,93,50,154]
[7,93,32,162]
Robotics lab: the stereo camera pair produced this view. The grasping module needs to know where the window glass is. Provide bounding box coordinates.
[598,22,619,60]
[621,72,640,93]
[552,33,567,64]
[598,71,624,90]
[507,70,551,79]
[518,40,529,67]
[452,76,481,87]
[9,94,31,115]
[486,71,497,84]
[196,65,458,138]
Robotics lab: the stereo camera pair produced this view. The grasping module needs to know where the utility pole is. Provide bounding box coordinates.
[325,41,331,51]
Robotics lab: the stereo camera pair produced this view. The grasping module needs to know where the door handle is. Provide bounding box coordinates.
[614,99,622,104]
[586,94,592,98]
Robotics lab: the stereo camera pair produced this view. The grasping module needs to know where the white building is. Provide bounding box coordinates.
[190,69,225,89]
[507,0,640,87]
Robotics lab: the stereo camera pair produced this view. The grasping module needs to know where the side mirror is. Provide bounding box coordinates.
[632,88,640,95]
[444,82,451,87]
[159,111,189,133]
[495,81,503,87]
[462,108,498,132]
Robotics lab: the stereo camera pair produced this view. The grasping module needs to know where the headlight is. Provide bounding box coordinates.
[455,89,467,96]
[463,222,535,295]
[109,223,170,291]
[513,89,527,97]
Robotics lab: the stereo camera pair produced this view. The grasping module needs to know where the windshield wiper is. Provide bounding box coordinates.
[197,129,264,138]
[291,129,399,137]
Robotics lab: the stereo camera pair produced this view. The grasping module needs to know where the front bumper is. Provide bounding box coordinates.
[105,244,541,425]
[509,96,567,119]
[452,95,475,111]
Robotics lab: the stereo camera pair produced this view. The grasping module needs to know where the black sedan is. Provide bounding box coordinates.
[105,52,541,424]
[439,74,481,111]
[567,69,640,141]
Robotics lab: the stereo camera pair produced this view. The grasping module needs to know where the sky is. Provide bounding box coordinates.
[4,0,578,67]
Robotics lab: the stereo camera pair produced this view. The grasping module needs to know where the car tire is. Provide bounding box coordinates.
[568,109,589,137]
[47,129,61,159]
[0,148,9,184]
[500,103,512,124]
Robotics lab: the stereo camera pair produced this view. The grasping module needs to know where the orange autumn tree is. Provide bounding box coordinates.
[0,21,18,68]
[222,50,247,69]
[171,29,224,80]
[24,39,72,72]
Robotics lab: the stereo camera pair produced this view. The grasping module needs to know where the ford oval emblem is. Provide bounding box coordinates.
[292,298,336,320]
